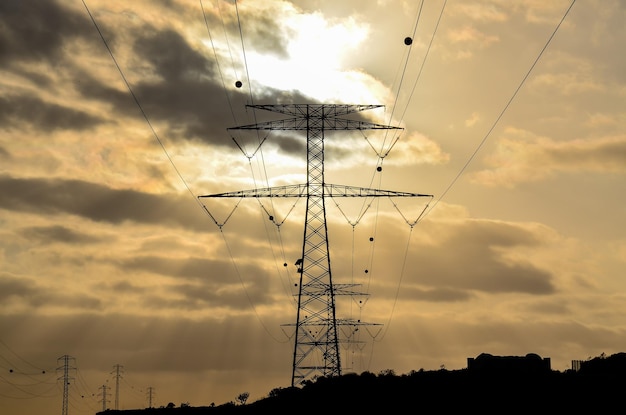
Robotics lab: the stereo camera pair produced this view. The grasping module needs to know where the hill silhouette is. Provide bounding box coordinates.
[96,352,626,414]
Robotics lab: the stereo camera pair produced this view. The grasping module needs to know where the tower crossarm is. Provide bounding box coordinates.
[335,318,383,327]
[198,183,432,199]
[324,184,432,198]
[245,104,384,117]
[328,283,372,296]
[228,117,403,131]
[283,318,381,328]
[198,184,307,199]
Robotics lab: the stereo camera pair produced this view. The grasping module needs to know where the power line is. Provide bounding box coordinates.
[81,0,208,216]
[424,0,577,219]
[0,339,49,374]
[385,0,425,133]
[200,0,238,124]
[397,0,447,128]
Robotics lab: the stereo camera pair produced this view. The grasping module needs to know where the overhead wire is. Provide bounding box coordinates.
[202,2,297,320]
[363,0,445,166]
[384,0,425,134]
[0,379,58,399]
[0,339,58,399]
[83,0,288,343]
[361,0,428,165]
[67,366,99,413]
[216,0,241,86]
[219,225,291,343]
[81,0,207,215]
[342,1,440,361]
[319,1,437,368]
[355,0,440,266]
[231,1,301,316]
[0,339,48,374]
[200,0,238,125]
[369,0,577,348]
[356,0,423,229]
[202,0,298,338]
[397,0,447,127]
[423,0,577,219]
[231,0,282,214]
[121,374,148,401]
[201,0,272,162]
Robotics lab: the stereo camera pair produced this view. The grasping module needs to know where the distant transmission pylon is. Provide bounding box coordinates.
[199,104,432,386]
[99,384,110,412]
[147,386,155,408]
[57,355,75,415]
[112,364,123,410]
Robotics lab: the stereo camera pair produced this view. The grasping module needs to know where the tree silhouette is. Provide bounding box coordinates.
[235,392,249,405]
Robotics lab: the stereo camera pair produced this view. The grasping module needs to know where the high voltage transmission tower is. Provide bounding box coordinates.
[99,384,110,412]
[56,355,75,415]
[112,364,123,410]
[199,104,431,386]
[147,386,155,408]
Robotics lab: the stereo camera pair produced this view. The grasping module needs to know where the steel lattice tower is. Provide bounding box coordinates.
[57,355,75,415]
[199,104,431,386]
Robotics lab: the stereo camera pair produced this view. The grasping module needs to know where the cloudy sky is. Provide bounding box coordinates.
[2,0,625,413]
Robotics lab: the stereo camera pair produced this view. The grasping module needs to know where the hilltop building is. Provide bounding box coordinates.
[467,352,552,374]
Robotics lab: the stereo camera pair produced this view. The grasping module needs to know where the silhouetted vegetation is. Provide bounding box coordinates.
[97,352,626,414]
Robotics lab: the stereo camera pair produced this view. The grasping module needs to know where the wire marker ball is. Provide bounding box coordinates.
[377,166,382,172]
[235,80,243,88]
[404,36,413,46]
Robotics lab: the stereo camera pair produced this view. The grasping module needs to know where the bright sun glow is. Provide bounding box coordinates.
[246,12,387,103]
[202,3,391,103]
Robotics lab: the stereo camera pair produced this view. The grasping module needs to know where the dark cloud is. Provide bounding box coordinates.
[0,273,102,310]
[545,137,626,169]
[401,286,474,302]
[30,291,103,310]
[80,19,318,152]
[72,67,143,118]
[118,255,275,308]
[0,1,324,155]
[237,6,290,59]
[121,255,236,282]
[126,25,259,146]
[0,0,99,65]
[0,274,38,300]
[19,225,102,244]
[142,281,272,311]
[0,311,291,373]
[0,174,207,230]
[400,219,557,295]
[330,216,556,300]
[133,27,214,82]
[99,25,271,148]
[125,68,317,153]
[0,94,104,132]
[107,280,140,293]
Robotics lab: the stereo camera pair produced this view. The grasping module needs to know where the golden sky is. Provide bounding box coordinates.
[1,0,625,413]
